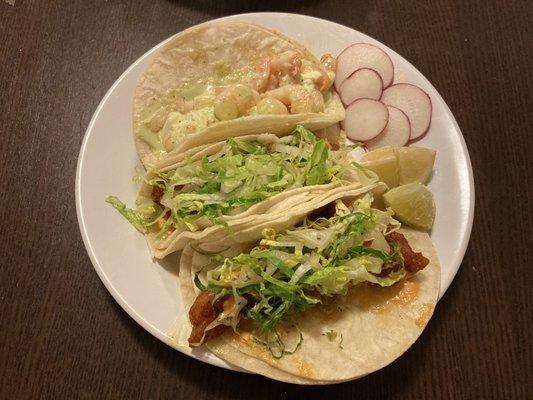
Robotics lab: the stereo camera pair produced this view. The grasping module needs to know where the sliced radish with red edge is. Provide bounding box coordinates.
[339,68,383,105]
[335,43,394,89]
[365,106,411,149]
[380,83,432,140]
[342,98,389,142]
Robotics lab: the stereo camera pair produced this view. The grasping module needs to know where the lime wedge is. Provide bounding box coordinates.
[361,146,395,162]
[362,156,399,188]
[395,147,436,185]
[383,182,435,230]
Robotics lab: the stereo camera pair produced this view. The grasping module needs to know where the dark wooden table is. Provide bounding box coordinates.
[1,1,531,398]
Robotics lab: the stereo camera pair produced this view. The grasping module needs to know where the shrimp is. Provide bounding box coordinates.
[315,53,337,93]
[320,53,337,73]
[253,57,272,93]
[270,51,302,77]
[252,98,289,115]
[263,85,324,114]
[214,84,260,121]
[214,93,239,120]
[252,51,303,93]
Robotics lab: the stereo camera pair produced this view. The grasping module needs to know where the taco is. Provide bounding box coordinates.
[133,21,344,165]
[107,126,382,258]
[178,195,440,383]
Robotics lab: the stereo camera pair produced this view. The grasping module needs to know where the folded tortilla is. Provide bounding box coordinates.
[133,21,344,165]
[179,225,440,384]
[135,133,380,258]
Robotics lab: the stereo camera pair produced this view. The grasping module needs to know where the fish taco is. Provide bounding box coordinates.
[107,126,382,258]
[178,195,440,383]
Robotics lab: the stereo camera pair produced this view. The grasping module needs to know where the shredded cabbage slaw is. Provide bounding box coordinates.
[107,126,373,237]
[193,196,405,338]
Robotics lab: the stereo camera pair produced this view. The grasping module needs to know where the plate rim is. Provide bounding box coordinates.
[75,11,475,376]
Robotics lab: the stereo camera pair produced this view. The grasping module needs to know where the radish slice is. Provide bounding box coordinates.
[365,106,411,149]
[381,84,432,140]
[335,43,394,89]
[339,68,383,105]
[342,99,389,141]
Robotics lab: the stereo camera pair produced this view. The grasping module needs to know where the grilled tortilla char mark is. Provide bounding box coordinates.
[188,292,229,346]
[386,231,429,273]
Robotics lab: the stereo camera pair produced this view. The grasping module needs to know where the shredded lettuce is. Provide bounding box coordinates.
[108,125,369,237]
[200,196,405,333]
[106,196,148,233]
[252,329,303,359]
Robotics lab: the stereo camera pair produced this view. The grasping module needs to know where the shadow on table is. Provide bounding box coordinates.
[165,0,321,15]
[108,256,463,399]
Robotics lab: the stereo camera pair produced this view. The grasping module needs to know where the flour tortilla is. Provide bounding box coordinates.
[179,245,327,385]
[134,21,344,165]
[188,183,386,254]
[149,182,380,258]
[179,227,440,383]
[139,133,379,258]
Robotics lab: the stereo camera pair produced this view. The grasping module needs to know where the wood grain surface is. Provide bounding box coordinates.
[0,1,531,398]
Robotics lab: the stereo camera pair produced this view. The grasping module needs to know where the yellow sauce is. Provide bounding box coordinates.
[257,350,279,366]
[307,299,345,322]
[415,303,435,327]
[391,279,420,306]
[235,331,253,346]
[348,278,421,313]
[293,356,315,378]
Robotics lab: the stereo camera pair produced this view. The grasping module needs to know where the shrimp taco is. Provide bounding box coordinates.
[178,195,440,384]
[134,21,344,165]
[107,126,382,258]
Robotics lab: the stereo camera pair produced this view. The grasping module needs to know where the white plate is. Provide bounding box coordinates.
[76,13,474,373]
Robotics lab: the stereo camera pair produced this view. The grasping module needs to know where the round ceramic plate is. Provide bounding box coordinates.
[76,13,474,373]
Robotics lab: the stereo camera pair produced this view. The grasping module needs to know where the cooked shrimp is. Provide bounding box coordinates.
[320,53,337,73]
[253,57,272,93]
[214,94,239,120]
[252,51,303,93]
[214,84,260,121]
[270,51,302,77]
[315,74,332,93]
[314,53,337,93]
[253,98,289,115]
[263,85,324,114]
